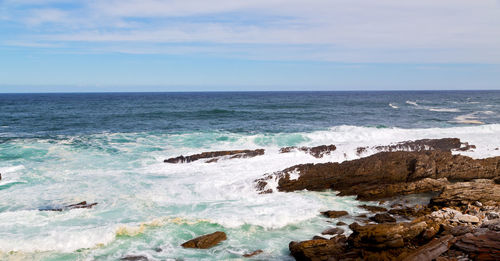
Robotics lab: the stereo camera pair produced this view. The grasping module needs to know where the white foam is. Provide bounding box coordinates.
[389,103,399,109]
[428,108,461,112]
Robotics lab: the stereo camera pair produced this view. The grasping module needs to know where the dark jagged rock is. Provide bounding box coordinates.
[181,231,227,249]
[359,204,388,213]
[453,230,500,260]
[356,138,475,155]
[403,235,455,261]
[321,210,348,218]
[321,227,344,235]
[279,144,336,158]
[165,149,264,163]
[370,213,397,223]
[120,256,148,261]
[430,180,500,207]
[256,150,500,199]
[289,236,347,261]
[39,201,98,212]
[243,249,263,258]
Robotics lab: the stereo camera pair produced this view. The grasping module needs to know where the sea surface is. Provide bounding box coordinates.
[1,91,500,260]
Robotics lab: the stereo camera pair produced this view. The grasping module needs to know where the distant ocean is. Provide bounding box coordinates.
[1,91,500,260]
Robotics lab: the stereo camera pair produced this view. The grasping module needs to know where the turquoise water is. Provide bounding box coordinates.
[1,91,500,260]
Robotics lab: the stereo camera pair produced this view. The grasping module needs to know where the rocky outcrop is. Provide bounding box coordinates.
[39,201,98,211]
[356,138,475,156]
[165,149,264,163]
[370,213,396,223]
[289,236,348,261]
[181,231,227,249]
[321,210,348,218]
[453,230,500,260]
[256,150,500,199]
[430,180,500,207]
[280,145,336,158]
[359,204,387,213]
[402,235,455,261]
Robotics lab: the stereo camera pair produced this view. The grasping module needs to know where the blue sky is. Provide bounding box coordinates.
[1,0,500,92]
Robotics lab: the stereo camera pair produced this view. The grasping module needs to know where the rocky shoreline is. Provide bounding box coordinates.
[153,138,500,260]
[257,138,500,260]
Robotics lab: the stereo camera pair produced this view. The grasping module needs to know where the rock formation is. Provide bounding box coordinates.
[165,149,264,163]
[279,144,336,158]
[181,231,227,249]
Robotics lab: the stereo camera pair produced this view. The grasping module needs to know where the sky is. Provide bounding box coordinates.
[1,0,500,92]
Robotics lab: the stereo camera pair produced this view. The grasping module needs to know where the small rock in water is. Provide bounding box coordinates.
[39,201,98,211]
[0,173,2,181]
[336,221,347,226]
[321,227,345,235]
[359,204,387,213]
[243,249,263,257]
[120,255,148,261]
[369,213,396,223]
[181,231,227,249]
[321,210,348,218]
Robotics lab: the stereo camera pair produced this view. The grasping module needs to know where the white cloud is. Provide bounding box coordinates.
[3,0,500,63]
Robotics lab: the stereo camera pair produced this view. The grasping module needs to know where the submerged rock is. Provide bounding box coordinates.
[279,144,336,158]
[243,250,263,258]
[181,231,227,249]
[165,149,265,163]
[120,256,148,261]
[321,227,344,235]
[39,201,97,212]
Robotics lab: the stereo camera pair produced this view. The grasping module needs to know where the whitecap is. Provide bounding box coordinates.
[389,103,399,109]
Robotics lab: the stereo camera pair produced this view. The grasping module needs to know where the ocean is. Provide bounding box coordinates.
[1,91,499,260]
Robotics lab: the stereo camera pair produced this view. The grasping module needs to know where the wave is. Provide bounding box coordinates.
[389,103,399,109]
[428,108,461,112]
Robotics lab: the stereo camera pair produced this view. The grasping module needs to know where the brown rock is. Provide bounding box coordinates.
[348,220,428,249]
[181,231,227,249]
[256,149,500,199]
[336,221,347,226]
[453,230,500,260]
[430,180,500,207]
[321,227,344,235]
[321,210,348,218]
[359,204,388,212]
[373,138,474,152]
[403,235,455,261]
[289,238,345,261]
[388,206,434,219]
[243,250,263,258]
[279,144,336,158]
[165,149,264,163]
[370,213,397,223]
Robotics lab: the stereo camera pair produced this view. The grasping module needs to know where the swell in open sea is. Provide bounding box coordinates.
[0,91,499,260]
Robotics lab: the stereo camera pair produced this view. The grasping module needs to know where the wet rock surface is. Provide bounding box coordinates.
[256,147,500,199]
[181,231,227,249]
[268,139,500,261]
[356,138,476,156]
[165,149,264,163]
[39,201,98,211]
[321,210,349,218]
[243,249,263,258]
[279,144,336,158]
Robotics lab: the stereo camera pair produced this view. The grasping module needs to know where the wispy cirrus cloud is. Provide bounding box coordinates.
[2,0,500,63]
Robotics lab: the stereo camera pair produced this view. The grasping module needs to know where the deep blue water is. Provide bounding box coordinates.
[1,91,499,138]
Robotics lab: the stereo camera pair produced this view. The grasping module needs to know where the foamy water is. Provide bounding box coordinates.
[1,124,500,260]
